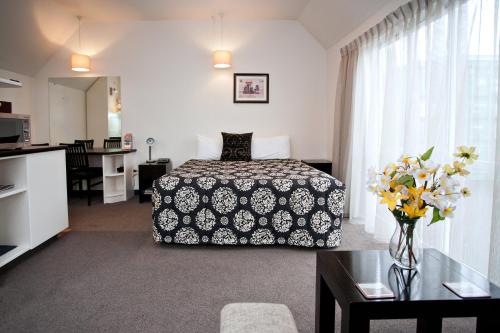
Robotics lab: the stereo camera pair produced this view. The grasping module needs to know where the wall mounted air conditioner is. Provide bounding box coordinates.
[0,77,22,88]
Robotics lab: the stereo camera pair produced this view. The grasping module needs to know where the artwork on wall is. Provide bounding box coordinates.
[233,73,269,103]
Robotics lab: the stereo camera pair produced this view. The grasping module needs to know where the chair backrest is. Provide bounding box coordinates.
[104,138,121,149]
[74,139,94,150]
[64,143,89,169]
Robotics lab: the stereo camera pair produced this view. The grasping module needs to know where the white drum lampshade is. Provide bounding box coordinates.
[213,50,232,69]
[71,53,91,72]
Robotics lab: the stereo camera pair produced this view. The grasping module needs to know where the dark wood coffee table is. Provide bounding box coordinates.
[315,249,500,333]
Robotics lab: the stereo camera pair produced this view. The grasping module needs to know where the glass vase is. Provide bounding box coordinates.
[389,217,421,270]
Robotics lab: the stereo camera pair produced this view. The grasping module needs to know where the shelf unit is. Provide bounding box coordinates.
[0,156,30,267]
[0,150,69,267]
[102,154,134,204]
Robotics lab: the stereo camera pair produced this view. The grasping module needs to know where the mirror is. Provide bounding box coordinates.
[48,76,122,148]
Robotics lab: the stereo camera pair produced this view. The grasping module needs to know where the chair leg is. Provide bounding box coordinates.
[87,178,91,206]
[79,180,83,198]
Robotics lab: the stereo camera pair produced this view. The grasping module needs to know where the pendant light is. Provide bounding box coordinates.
[71,16,91,72]
[212,13,232,69]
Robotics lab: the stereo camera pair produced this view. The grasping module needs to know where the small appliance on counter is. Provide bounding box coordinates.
[0,114,31,149]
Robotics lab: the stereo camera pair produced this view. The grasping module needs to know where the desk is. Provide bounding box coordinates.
[86,148,136,203]
[315,249,500,333]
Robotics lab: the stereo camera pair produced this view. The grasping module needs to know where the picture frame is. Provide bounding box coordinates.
[233,73,269,103]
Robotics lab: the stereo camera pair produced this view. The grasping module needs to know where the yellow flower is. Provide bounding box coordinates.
[461,187,471,197]
[443,164,455,175]
[380,191,400,211]
[408,186,427,208]
[453,161,470,176]
[401,202,428,219]
[399,155,411,164]
[384,163,397,175]
[454,146,479,165]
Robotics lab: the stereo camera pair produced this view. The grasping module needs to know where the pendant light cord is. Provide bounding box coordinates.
[77,15,82,51]
[219,12,224,49]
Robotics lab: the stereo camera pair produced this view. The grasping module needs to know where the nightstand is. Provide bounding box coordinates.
[301,159,332,174]
[138,160,172,203]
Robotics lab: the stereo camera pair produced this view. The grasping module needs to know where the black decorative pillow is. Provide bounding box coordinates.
[220,132,253,161]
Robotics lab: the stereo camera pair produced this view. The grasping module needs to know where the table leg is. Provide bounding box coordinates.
[477,315,500,333]
[417,316,442,333]
[315,275,336,333]
[340,308,369,333]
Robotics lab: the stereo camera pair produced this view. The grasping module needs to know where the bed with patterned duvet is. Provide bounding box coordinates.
[152,159,345,248]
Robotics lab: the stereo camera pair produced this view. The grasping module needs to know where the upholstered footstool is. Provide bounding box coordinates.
[220,303,299,333]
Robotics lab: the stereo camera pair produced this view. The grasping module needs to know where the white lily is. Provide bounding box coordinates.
[439,205,456,218]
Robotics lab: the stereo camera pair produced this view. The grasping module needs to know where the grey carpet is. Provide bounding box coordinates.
[0,197,475,332]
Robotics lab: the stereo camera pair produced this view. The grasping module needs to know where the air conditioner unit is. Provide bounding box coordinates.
[0,77,22,88]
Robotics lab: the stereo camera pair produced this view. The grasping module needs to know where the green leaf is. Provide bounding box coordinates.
[429,207,444,225]
[421,146,434,161]
[396,175,414,187]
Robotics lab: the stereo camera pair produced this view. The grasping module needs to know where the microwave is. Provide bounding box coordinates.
[0,113,31,149]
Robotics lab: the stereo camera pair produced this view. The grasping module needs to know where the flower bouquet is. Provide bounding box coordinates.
[367,146,478,269]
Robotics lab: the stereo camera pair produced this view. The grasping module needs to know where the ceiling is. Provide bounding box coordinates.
[49,77,98,91]
[53,0,310,21]
[0,0,396,77]
[299,0,394,48]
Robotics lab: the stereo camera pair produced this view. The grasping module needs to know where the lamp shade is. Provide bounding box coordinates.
[71,53,91,72]
[212,50,232,69]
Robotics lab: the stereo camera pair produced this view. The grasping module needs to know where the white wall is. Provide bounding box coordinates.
[0,68,34,117]
[86,77,108,147]
[48,83,86,144]
[33,20,328,167]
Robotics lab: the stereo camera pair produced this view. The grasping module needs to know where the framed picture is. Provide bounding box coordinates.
[233,73,269,103]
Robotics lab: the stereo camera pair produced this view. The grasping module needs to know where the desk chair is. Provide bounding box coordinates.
[104,138,121,148]
[74,139,94,150]
[64,143,103,206]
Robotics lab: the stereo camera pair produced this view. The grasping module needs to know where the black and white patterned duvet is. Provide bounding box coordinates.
[152,159,345,248]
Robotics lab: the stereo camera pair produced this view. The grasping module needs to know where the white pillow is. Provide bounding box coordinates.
[196,135,222,160]
[252,136,290,159]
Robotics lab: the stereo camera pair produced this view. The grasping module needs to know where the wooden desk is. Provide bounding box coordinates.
[316,249,500,333]
[86,148,136,203]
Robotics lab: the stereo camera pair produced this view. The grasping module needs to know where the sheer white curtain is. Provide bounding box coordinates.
[348,0,499,276]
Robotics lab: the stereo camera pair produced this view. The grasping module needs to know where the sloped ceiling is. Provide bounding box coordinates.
[299,0,394,48]
[49,77,98,91]
[53,0,310,21]
[0,0,76,76]
[0,0,395,77]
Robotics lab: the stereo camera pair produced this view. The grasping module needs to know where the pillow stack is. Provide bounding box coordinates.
[196,133,290,161]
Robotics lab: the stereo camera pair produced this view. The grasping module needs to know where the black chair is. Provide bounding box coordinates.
[64,143,103,206]
[74,139,94,150]
[104,138,121,148]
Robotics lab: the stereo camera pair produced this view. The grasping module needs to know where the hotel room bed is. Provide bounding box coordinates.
[152,159,345,248]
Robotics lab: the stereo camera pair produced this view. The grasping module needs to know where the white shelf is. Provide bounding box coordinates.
[104,190,125,198]
[0,245,30,267]
[104,172,124,177]
[0,77,23,88]
[0,187,27,200]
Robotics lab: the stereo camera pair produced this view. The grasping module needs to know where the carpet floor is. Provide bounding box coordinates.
[0,197,475,332]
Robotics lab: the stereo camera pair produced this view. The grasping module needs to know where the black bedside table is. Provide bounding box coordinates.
[301,159,332,174]
[138,160,172,203]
